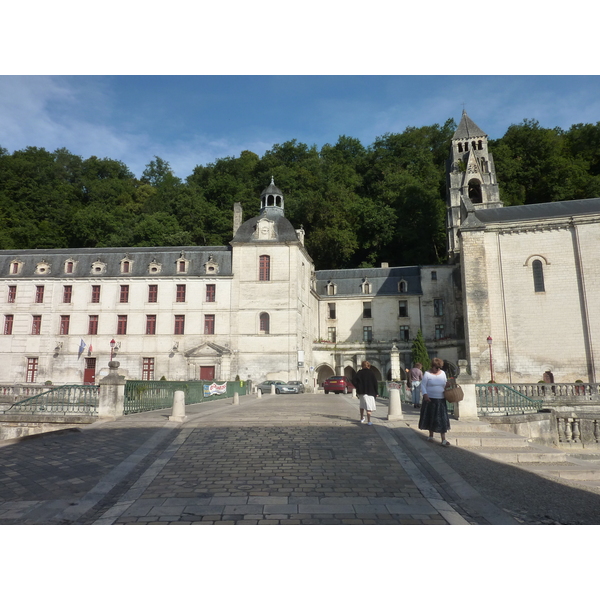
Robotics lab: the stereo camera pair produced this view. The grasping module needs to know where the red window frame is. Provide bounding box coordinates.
[60,315,70,335]
[66,261,74,273]
[148,284,158,303]
[32,315,42,335]
[88,315,98,335]
[176,284,186,302]
[8,286,16,303]
[63,285,72,303]
[206,284,216,302]
[120,285,129,303]
[35,286,44,303]
[4,315,13,335]
[91,285,101,303]
[259,255,270,281]
[117,315,127,335]
[146,315,156,335]
[122,261,130,273]
[174,315,185,335]
[142,358,155,381]
[178,261,186,273]
[26,358,38,383]
[204,314,215,335]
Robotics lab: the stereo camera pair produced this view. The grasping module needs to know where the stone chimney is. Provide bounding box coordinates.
[381,262,389,268]
[233,202,243,236]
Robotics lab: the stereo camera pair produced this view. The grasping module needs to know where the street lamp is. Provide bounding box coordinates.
[110,338,116,362]
[487,336,494,383]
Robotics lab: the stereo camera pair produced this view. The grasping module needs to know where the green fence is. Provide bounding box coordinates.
[2,385,99,416]
[124,380,248,415]
[476,383,543,416]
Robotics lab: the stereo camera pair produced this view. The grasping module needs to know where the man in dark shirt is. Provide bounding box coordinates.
[352,361,379,425]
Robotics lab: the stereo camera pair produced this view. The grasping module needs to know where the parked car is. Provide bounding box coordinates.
[257,380,301,394]
[287,380,305,393]
[323,376,355,394]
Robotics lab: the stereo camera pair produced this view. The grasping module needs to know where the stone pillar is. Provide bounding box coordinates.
[387,388,403,421]
[169,390,187,422]
[98,361,125,420]
[454,359,479,421]
[233,392,239,405]
[390,344,401,381]
[257,388,262,398]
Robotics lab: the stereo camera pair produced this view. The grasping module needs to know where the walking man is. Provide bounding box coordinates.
[352,360,379,425]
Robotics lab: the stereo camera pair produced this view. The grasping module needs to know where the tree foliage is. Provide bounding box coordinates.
[2,118,600,268]
[411,330,431,372]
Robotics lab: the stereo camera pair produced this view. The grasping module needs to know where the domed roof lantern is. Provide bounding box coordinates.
[260,176,285,214]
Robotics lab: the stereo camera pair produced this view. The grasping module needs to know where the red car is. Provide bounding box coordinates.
[323,376,355,394]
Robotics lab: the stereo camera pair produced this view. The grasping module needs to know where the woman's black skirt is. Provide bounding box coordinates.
[418,397,450,433]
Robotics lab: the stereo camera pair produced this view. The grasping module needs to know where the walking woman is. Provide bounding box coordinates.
[418,357,451,446]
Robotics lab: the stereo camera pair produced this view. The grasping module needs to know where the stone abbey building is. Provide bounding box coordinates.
[2,112,600,388]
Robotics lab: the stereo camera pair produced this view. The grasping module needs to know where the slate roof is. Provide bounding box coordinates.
[315,266,423,296]
[0,246,233,279]
[453,111,487,140]
[230,208,301,244]
[471,197,600,224]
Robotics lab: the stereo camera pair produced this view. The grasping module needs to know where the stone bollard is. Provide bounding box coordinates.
[352,388,357,399]
[454,359,479,421]
[387,388,403,421]
[98,361,125,420]
[270,384,276,395]
[257,388,262,398]
[169,390,187,422]
[233,392,239,405]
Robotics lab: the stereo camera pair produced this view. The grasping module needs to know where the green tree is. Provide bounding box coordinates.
[411,330,430,372]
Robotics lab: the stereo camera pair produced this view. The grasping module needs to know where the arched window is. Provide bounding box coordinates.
[398,280,408,293]
[259,312,270,334]
[468,179,483,203]
[259,255,270,281]
[532,260,545,292]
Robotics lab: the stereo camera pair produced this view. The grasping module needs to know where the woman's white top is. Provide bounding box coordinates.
[420,369,447,399]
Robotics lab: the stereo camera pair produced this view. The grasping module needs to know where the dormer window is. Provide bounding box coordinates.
[9,260,22,275]
[148,259,162,274]
[326,281,337,296]
[398,280,408,293]
[65,259,76,274]
[35,261,51,275]
[177,258,188,274]
[361,279,372,294]
[121,258,132,274]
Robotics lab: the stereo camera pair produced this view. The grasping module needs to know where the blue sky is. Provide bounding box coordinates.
[2,75,600,180]
[3,4,599,181]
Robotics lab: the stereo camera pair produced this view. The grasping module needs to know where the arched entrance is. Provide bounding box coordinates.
[316,364,335,385]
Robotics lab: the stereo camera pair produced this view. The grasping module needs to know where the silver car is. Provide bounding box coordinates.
[287,380,305,393]
[257,380,300,394]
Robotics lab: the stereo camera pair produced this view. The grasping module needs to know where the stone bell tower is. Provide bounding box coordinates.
[446,110,503,261]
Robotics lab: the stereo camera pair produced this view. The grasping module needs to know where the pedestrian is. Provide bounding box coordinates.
[409,362,423,408]
[352,360,379,425]
[418,357,451,446]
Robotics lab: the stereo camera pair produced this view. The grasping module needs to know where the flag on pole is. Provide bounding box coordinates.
[78,338,86,359]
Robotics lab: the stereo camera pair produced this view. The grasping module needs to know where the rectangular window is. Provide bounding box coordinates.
[399,326,410,341]
[204,314,215,335]
[146,315,156,335]
[399,301,408,318]
[4,315,13,335]
[206,284,216,302]
[148,284,158,303]
[117,315,128,335]
[328,327,336,343]
[363,326,373,342]
[26,358,38,383]
[363,302,372,319]
[328,303,336,319]
[176,284,186,302]
[32,315,42,335]
[63,285,72,303]
[88,315,99,336]
[122,261,130,273]
[174,315,185,335]
[35,286,44,303]
[434,298,444,317]
[142,358,155,381]
[431,271,437,281]
[8,286,16,303]
[435,324,445,340]
[120,285,129,303]
[66,261,74,274]
[259,255,270,281]
[91,285,101,303]
[178,261,186,273]
[60,315,70,335]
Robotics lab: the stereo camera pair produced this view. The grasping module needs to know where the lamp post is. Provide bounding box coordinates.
[487,336,494,383]
[110,338,116,362]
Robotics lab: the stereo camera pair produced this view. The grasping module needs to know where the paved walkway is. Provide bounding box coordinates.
[0,392,526,525]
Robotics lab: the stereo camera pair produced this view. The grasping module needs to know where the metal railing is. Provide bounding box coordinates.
[124,380,248,415]
[476,383,544,416]
[2,385,99,416]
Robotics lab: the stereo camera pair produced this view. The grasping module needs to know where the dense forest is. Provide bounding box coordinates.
[1,118,600,271]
